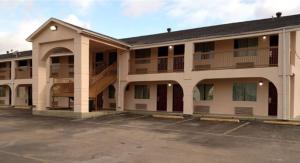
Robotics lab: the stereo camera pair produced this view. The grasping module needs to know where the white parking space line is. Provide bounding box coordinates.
[0,149,57,163]
[162,117,195,127]
[223,122,250,135]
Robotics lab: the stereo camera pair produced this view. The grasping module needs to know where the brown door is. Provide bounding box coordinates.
[157,84,167,111]
[173,84,183,112]
[268,82,277,116]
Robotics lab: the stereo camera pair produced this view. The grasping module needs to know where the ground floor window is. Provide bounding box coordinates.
[193,84,214,101]
[233,83,257,101]
[108,85,115,99]
[135,85,150,99]
[0,87,6,97]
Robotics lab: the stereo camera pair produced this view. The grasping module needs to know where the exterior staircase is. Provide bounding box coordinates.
[89,63,117,98]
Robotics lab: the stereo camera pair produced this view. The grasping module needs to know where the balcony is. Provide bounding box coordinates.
[129,55,184,74]
[0,68,11,80]
[193,47,278,71]
[50,64,74,78]
[15,67,32,79]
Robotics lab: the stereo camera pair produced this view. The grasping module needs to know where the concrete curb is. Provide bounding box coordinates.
[263,120,300,126]
[152,114,184,119]
[200,117,240,123]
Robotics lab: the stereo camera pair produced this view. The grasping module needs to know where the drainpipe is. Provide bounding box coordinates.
[282,28,290,120]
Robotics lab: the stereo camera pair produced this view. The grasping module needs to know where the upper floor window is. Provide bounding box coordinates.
[135,49,151,58]
[194,42,215,60]
[270,35,279,47]
[134,85,150,99]
[158,46,168,57]
[134,49,151,64]
[174,45,185,55]
[18,60,28,67]
[0,62,7,69]
[51,57,60,64]
[234,38,258,57]
[233,83,257,101]
[95,52,104,62]
[194,84,214,101]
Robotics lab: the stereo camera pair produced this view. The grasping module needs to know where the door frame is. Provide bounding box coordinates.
[157,84,167,111]
[172,84,183,112]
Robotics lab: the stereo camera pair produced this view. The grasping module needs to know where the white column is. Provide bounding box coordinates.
[280,30,291,120]
[117,49,129,111]
[10,60,16,106]
[167,84,173,112]
[32,44,47,111]
[184,42,194,79]
[183,81,194,115]
[74,36,90,113]
[116,81,127,111]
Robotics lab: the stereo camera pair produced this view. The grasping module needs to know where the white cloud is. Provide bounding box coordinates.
[121,0,166,17]
[0,19,44,54]
[63,0,107,14]
[64,14,91,28]
[119,0,300,28]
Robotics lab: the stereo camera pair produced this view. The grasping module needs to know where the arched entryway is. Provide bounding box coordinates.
[50,83,74,110]
[0,85,11,106]
[193,78,278,117]
[124,81,184,113]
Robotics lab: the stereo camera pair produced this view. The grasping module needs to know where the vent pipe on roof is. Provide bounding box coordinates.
[167,28,171,33]
[276,12,282,18]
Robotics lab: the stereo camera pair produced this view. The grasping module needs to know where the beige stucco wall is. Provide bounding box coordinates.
[193,37,271,69]
[193,78,269,116]
[291,30,300,120]
[121,33,283,118]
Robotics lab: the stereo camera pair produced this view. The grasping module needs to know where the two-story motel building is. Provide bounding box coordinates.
[1,13,300,120]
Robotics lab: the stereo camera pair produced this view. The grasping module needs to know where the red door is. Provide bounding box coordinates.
[173,84,183,112]
[157,84,167,111]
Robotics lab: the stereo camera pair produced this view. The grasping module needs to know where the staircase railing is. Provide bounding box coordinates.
[90,62,117,86]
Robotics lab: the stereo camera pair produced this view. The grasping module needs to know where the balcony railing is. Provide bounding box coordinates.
[50,64,74,78]
[0,68,11,80]
[129,55,184,74]
[193,47,278,71]
[15,67,32,79]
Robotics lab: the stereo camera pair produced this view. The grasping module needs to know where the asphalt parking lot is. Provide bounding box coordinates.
[0,109,300,163]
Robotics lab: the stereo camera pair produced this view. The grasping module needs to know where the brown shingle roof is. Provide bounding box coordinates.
[121,14,300,45]
[2,14,300,60]
[0,50,32,60]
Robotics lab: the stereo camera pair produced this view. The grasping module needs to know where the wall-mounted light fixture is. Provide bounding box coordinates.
[50,25,57,31]
[262,36,267,40]
[258,81,264,86]
[169,46,173,50]
[168,83,172,87]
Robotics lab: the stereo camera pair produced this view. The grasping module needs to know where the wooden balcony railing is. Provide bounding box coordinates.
[129,55,184,74]
[15,67,32,79]
[193,47,278,71]
[0,68,11,80]
[50,64,74,78]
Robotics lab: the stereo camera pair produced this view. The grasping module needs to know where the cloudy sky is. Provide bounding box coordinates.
[1,0,300,54]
